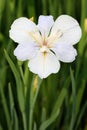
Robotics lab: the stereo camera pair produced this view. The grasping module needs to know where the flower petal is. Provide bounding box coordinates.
[58,25,82,45]
[14,42,39,61]
[51,15,82,45]
[52,42,77,62]
[9,17,41,44]
[28,51,60,78]
[37,15,54,37]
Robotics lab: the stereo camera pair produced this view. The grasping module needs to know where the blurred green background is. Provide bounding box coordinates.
[0,0,87,130]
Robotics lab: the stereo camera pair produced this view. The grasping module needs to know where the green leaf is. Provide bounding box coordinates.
[69,68,76,130]
[52,77,70,115]
[76,80,86,118]
[8,83,19,130]
[33,122,37,130]
[8,83,14,119]
[39,109,60,130]
[4,49,25,112]
[29,75,42,130]
[0,0,5,14]
[0,86,12,130]
[0,124,3,130]
[41,107,46,123]
[4,50,27,130]
[13,108,19,130]
[0,66,7,88]
[75,101,87,130]
[39,87,67,130]
[27,0,36,18]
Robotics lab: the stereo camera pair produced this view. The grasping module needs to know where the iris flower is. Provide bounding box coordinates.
[9,15,82,78]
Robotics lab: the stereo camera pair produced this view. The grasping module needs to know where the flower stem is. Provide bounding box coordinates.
[29,75,42,130]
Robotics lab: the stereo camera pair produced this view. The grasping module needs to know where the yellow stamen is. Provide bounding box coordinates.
[29,31,42,46]
[84,18,87,33]
[47,30,63,47]
[29,17,34,22]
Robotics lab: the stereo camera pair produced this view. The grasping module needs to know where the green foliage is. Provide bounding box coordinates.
[0,0,87,130]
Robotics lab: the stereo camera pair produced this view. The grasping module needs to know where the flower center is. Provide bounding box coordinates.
[40,46,49,53]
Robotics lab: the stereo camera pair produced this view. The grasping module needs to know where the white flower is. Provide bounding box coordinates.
[9,15,82,79]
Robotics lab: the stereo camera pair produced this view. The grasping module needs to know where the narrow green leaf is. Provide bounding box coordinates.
[78,0,87,55]
[8,83,19,130]
[75,102,87,130]
[8,83,14,120]
[29,75,42,130]
[0,87,12,130]
[70,68,76,130]
[33,122,37,130]
[0,0,5,14]
[13,108,19,130]
[17,61,27,95]
[39,87,67,130]
[41,107,46,123]
[4,50,27,130]
[28,0,35,18]
[39,109,60,130]
[52,87,67,115]
[4,49,25,112]
[17,0,23,17]
[76,80,86,118]
[52,77,70,115]
[42,0,47,15]
[22,111,27,130]
[0,66,7,88]
[0,124,3,130]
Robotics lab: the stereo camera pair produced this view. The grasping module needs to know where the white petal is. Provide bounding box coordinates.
[52,42,77,62]
[51,15,82,45]
[14,42,39,61]
[9,17,41,44]
[37,15,54,37]
[52,15,79,32]
[58,25,82,45]
[28,51,60,78]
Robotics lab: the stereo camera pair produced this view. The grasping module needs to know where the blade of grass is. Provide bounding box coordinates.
[66,0,75,15]
[0,124,3,130]
[13,108,19,130]
[8,83,14,109]
[33,122,37,130]
[29,75,42,130]
[17,0,23,17]
[8,83,14,126]
[4,50,27,130]
[76,80,86,118]
[0,86,12,130]
[0,0,5,30]
[4,49,24,112]
[39,109,60,130]
[41,107,46,123]
[8,83,19,130]
[78,0,87,55]
[39,87,67,130]
[75,101,87,130]
[28,0,36,18]
[52,76,70,115]
[42,0,47,15]
[17,61,27,96]
[24,62,30,87]
[69,68,76,130]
